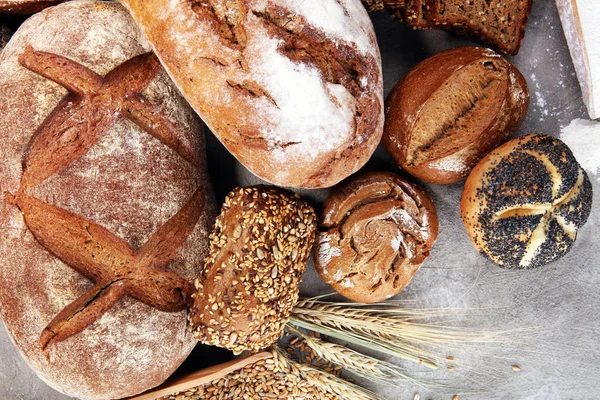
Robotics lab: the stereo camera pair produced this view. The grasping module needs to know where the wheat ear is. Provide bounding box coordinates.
[274,347,385,400]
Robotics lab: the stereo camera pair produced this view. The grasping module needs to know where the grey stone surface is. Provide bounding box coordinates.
[1,1,598,399]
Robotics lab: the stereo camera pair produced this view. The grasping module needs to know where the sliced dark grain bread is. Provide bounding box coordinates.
[404,0,434,28]
[428,0,533,55]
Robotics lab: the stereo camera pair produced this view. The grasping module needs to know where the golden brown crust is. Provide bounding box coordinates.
[461,134,593,269]
[314,172,438,303]
[0,0,62,14]
[383,46,529,184]
[0,2,216,398]
[120,0,384,189]
[190,186,316,354]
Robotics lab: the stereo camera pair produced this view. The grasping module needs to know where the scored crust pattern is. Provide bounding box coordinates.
[465,134,593,269]
[8,47,204,350]
[314,172,438,303]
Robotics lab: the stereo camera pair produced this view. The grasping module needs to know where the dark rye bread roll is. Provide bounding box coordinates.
[383,47,529,184]
[462,134,592,269]
[0,1,216,399]
[315,172,438,303]
[0,0,63,13]
[119,0,384,189]
[189,186,316,354]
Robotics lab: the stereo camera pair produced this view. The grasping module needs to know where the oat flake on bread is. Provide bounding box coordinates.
[120,0,385,189]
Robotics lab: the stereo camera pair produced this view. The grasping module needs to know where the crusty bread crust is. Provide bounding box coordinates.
[120,0,384,189]
[314,172,438,303]
[0,0,63,14]
[383,47,529,184]
[0,2,216,399]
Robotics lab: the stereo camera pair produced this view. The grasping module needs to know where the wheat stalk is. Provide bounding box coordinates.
[290,298,521,370]
[287,326,444,389]
[274,347,385,400]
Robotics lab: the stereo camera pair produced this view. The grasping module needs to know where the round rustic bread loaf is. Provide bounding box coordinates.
[0,1,216,399]
[189,186,316,354]
[119,0,384,189]
[462,134,592,269]
[383,46,529,184]
[315,172,438,303]
[0,0,63,13]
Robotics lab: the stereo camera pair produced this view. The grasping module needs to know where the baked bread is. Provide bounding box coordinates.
[462,134,593,269]
[556,0,600,120]
[0,1,216,398]
[189,186,316,354]
[0,0,63,13]
[314,172,438,303]
[383,46,529,184]
[427,0,534,56]
[119,0,384,189]
[365,0,532,55]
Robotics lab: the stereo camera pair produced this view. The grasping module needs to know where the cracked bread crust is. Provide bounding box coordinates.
[0,2,216,399]
[120,0,384,189]
[383,46,529,184]
[314,172,438,303]
[461,134,593,269]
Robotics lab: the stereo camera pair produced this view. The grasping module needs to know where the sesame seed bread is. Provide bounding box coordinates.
[383,47,529,184]
[119,0,384,189]
[315,172,438,303]
[461,134,593,269]
[0,0,63,14]
[0,1,216,399]
[190,186,316,354]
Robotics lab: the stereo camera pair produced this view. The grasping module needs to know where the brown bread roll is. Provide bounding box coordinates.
[383,46,529,184]
[189,186,316,354]
[119,0,384,189]
[0,0,63,13]
[462,134,593,269]
[0,1,216,399]
[314,172,438,303]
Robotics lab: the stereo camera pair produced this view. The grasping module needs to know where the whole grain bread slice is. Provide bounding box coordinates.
[428,0,534,55]
[404,0,435,29]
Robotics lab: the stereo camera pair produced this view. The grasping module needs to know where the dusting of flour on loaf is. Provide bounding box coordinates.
[245,19,355,169]
[560,118,600,181]
[273,0,374,56]
[317,234,342,269]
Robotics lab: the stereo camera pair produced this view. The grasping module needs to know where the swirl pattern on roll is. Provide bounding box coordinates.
[315,172,438,303]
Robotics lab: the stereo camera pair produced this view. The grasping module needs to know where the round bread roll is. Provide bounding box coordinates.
[0,0,63,13]
[383,46,529,184]
[119,0,384,189]
[314,172,439,303]
[462,134,593,269]
[189,186,317,354]
[0,1,216,399]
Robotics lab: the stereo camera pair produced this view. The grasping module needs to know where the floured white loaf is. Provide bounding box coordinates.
[556,0,600,120]
[120,0,384,189]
